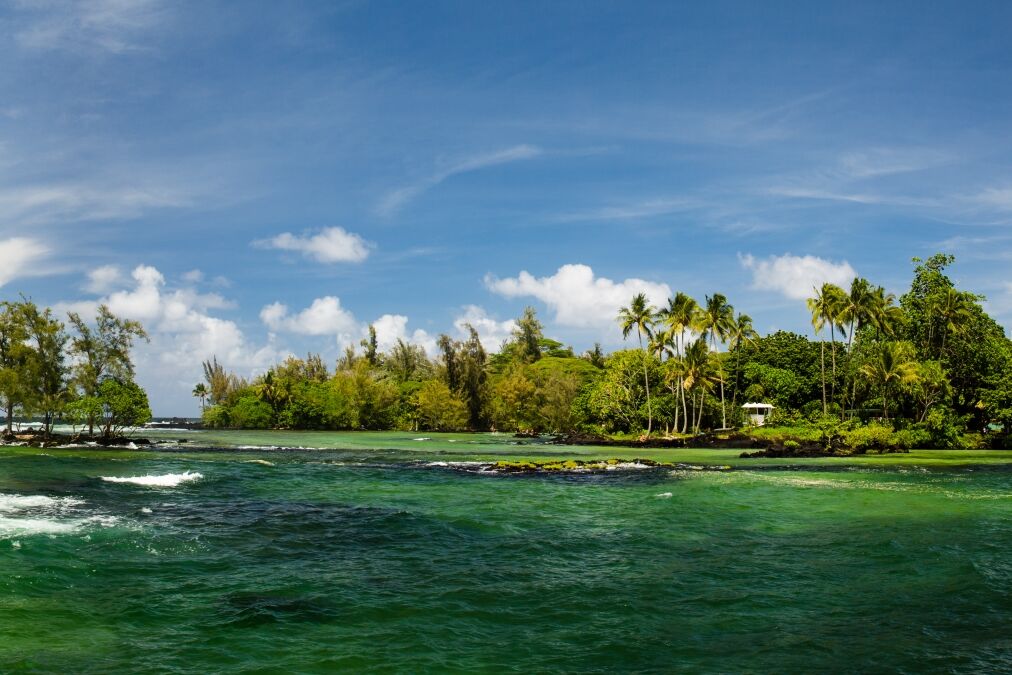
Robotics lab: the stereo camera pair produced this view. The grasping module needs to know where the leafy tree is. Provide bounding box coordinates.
[0,302,31,434]
[583,343,606,368]
[414,380,469,431]
[512,306,544,363]
[95,378,152,438]
[19,301,69,436]
[361,325,379,366]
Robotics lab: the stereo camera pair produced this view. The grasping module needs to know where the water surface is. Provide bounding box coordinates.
[1,432,1009,672]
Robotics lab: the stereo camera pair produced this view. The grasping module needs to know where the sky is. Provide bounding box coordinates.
[1,0,1011,415]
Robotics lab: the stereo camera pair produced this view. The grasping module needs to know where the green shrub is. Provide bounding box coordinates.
[228,396,274,429]
[783,439,800,450]
[843,423,895,452]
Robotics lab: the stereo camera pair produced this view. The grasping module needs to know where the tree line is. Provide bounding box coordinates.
[0,300,152,439]
[198,254,1012,448]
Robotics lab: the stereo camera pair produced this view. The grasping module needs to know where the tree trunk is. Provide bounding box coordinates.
[820,340,827,415]
[638,330,652,435]
[713,335,727,429]
[830,325,838,405]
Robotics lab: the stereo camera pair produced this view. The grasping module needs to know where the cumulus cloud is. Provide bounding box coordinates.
[452,305,516,352]
[0,237,50,287]
[253,227,372,263]
[260,297,359,338]
[739,253,857,300]
[485,264,671,329]
[378,144,543,215]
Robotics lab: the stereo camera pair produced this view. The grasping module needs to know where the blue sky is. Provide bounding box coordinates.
[1,0,1011,415]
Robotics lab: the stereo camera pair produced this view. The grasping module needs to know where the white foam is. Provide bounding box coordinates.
[0,517,78,536]
[140,507,153,514]
[100,471,203,487]
[413,437,431,441]
[655,492,673,498]
[244,459,275,466]
[0,494,84,513]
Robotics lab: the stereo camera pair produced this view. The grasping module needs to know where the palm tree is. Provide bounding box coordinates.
[681,337,715,433]
[659,292,701,433]
[838,278,877,417]
[192,383,209,411]
[931,288,974,355]
[807,284,846,415]
[700,293,734,429]
[618,293,657,435]
[727,312,758,413]
[859,342,920,420]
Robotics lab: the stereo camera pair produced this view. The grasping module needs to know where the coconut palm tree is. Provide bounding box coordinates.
[700,293,734,429]
[618,293,657,435]
[727,312,758,412]
[658,292,701,433]
[859,342,920,420]
[681,337,715,433]
[838,278,878,417]
[807,284,846,415]
[931,287,974,355]
[192,383,209,411]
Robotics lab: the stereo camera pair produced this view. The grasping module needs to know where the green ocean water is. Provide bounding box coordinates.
[1,432,1010,673]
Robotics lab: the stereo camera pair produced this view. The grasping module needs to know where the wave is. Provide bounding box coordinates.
[100,472,203,487]
[0,494,84,512]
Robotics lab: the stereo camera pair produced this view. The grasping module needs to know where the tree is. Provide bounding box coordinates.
[807,284,847,415]
[583,343,606,368]
[931,287,974,355]
[192,383,209,411]
[700,293,734,429]
[618,293,656,435]
[19,301,69,436]
[414,380,469,431]
[912,360,952,423]
[95,379,152,438]
[727,312,758,412]
[681,337,716,433]
[659,292,701,433]
[360,325,378,366]
[0,302,31,434]
[512,306,544,363]
[456,325,488,429]
[859,342,920,420]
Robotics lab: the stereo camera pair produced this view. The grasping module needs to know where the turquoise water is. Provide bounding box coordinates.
[1,433,1010,672]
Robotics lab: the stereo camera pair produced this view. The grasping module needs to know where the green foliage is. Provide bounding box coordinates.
[228,395,274,429]
[413,380,469,431]
[96,379,152,437]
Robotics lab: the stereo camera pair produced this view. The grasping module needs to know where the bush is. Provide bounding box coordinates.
[228,396,274,429]
[843,423,895,452]
[202,405,230,428]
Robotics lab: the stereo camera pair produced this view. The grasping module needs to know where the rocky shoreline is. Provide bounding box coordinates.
[0,430,178,449]
[549,432,910,458]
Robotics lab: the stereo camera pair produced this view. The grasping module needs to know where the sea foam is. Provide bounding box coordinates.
[101,472,203,487]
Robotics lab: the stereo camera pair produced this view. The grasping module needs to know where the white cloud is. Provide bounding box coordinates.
[558,198,700,222]
[485,263,671,329]
[370,314,436,355]
[378,144,543,215]
[739,253,856,300]
[0,237,50,287]
[83,264,124,294]
[260,297,359,338]
[253,227,371,263]
[182,269,204,283]
[452,305,516,352]
[12,0,168,54]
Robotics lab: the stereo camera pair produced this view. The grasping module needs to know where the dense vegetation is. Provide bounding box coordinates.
[0,301,152,438]
[198,254,1012,449]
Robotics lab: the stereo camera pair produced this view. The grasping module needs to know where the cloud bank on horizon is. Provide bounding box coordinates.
[1,0,1012,414]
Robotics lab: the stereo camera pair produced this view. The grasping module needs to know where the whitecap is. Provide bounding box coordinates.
[244,459,275,466]
[0,494,84,513]
[100,471,203,487]
[655,492,673,498]
[413,437,431,441]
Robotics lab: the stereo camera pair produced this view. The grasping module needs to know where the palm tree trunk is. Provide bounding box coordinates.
[820,340,827,415]
[830,324,838,405]
[638,330,652,435]
[713,334,727,429]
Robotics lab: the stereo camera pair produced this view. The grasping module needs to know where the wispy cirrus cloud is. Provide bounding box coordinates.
[556,197,703,222]
[377,144,543,216]
[10,0,169,54]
